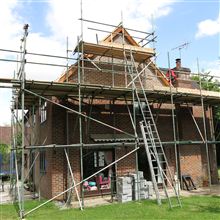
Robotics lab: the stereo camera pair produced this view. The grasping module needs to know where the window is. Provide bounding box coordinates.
[40,102,47,123]
[30,152,35,180]
[24,153,28,168]
[94,151,105,168]
[33,113,36,125]
[83,149,114,181]
[40,150,46,173]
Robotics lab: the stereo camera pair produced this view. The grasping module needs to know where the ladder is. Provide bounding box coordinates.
[124,49,182,208]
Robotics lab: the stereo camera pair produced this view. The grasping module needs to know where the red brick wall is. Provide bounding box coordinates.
[116,146,136,176]
[0,126,11,145]
[51,149,66,200]
[68,149,81,200]
[31,101,218,200]
[34,149,52,199]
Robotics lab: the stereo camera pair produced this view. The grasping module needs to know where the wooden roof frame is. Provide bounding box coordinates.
[58,25,169,87]
[102,25,139,46]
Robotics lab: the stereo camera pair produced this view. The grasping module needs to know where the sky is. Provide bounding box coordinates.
[0,0,219,125]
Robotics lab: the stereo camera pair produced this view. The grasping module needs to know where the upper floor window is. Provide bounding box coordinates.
[40,102,47,123]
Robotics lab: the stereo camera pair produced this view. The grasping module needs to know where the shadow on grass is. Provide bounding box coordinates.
[182,195,220,214]
[198,205,220,213]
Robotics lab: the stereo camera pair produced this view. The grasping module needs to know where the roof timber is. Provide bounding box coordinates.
[1,78,220,108]
[74,41,155,63]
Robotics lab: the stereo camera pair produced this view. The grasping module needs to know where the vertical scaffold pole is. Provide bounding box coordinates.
[66,36,69,82]
[197,58,212,188]
[77,36,84,209]
[79,0,84,208]
[20,23,29,219]
[167,52,180,194]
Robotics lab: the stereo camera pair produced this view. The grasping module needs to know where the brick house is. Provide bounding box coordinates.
[24,26,218,202]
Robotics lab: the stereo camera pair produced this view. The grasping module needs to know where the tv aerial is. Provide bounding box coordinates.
[171,42,190,59]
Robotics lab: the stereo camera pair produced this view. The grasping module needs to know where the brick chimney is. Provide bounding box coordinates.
[172,58,197,89]
[175,58,181,69]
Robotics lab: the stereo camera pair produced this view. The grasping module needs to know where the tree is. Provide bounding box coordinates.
[0,143,10,164]
[191,72,220,121]
[191,71,220,92]
[192,72,220,168]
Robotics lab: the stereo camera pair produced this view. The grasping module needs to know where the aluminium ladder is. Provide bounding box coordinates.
[124,49,182,208]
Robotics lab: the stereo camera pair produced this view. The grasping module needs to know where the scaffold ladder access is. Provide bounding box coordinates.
[126,49,182,208]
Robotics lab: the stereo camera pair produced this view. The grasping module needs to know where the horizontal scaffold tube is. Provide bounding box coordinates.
[11,140,220,150]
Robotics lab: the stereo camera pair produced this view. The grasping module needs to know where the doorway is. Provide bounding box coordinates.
[82,148,115,195]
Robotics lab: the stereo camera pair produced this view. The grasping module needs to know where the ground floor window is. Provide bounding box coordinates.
[40,150,46,174]
[83,149,115,194]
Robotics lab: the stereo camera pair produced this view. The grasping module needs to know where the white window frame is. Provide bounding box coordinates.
[40,102,47,123]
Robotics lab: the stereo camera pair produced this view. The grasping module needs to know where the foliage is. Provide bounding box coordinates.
[0,143,10,164]
[191,72,220,123]
[0,131,22,166]
[16,132,22,147]
[1,196,220,220]
[191,72,220,92]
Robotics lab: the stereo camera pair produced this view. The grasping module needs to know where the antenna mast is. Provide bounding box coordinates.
[171,42,190,58]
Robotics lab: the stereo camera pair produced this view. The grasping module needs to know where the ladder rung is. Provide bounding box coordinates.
[149,144,161,147]
[146,137,159,140]
[140,112,182,208]
[151,159,166,163]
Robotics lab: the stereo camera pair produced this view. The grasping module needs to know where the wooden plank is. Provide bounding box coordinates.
[75,41,155,62]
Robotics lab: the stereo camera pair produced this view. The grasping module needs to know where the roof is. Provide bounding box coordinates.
[101,25,139,46]
[58,25,168,84]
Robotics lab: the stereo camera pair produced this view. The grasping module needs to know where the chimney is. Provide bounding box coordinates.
[175,58,181,69]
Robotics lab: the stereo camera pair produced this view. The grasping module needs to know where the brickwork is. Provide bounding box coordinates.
[116,146,136,176]
[26,34,218,196]
[23,28,218,201]
[51,149,66,200]
[27,99,218,200]
[0,126,11,145]
[34,149,52,199]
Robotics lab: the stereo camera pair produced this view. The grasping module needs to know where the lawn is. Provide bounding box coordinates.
[1,196,220,220]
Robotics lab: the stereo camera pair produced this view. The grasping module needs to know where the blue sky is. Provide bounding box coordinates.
[155,1,219,70]
[0,0,219,125]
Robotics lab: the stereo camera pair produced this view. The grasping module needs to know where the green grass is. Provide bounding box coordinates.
[1,196,220,220]
[218,167,220,177]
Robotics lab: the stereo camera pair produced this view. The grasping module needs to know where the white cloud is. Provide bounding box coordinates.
[191,59,220,78]
[203,60,220,77]
[0,1,23,126]
[195,14,220,38]
[46,0,175,44]
[0,0,175,125]
[25,33,67,81]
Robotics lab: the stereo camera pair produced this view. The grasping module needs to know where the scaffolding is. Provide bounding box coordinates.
[0,9,220,220]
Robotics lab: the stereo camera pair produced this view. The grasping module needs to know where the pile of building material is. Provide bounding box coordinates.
[117,176,133,203]
[116,172,153,203]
